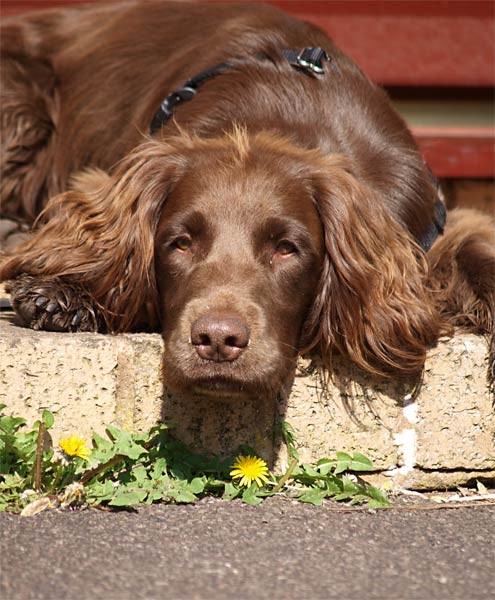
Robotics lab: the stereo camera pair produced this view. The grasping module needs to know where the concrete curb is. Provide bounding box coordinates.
[1,311,494,490]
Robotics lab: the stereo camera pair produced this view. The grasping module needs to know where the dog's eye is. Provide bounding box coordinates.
[171,235,192,252]
[275,240,298,256]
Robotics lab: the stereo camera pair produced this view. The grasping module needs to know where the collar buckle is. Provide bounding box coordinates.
[283,47,330,77]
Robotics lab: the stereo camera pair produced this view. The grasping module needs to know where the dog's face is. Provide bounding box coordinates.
[3,130,440,397]
[154,136,325,399]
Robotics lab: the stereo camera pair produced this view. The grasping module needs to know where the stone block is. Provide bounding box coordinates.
[1,311,493,490]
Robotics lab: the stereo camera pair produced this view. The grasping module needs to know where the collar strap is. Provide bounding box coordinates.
[150,61,234,134]
[150,47,330,134]
[417,167,446,252]
[149,50,444,252]
[418,198,446,252]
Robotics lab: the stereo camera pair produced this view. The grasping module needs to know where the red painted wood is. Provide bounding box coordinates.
[413,127,495,178]
[268,1,495,87]
[298,14,494,87]
[2,0,493,18]
[2,1,493,86]
[2,0,493,176]
[271,1,493,19]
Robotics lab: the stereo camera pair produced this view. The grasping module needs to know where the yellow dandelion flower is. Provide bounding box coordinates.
[59,435,91,460]
[230,454,270,488]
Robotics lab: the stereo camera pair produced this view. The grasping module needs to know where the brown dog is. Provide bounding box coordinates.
[1,1,493,399]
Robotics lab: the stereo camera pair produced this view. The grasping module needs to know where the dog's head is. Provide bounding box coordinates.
[2,129,441,398]
[152,131,325,398]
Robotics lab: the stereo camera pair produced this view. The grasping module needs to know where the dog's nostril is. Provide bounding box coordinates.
[191,313,250,362]
[197,333,211,346]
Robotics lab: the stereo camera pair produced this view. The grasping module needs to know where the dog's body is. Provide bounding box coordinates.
[1,1,493,398]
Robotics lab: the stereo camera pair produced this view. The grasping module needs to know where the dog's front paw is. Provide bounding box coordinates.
[6,275,105,332]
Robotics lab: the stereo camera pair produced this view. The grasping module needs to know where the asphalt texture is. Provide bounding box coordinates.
[1,497,494,600]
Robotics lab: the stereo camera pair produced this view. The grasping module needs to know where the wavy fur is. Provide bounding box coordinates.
[1,1,493,396]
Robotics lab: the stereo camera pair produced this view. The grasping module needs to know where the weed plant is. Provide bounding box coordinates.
[0,405,389,514]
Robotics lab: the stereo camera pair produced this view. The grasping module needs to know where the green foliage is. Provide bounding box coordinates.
[0,405,389,513]
[279,421,299,461]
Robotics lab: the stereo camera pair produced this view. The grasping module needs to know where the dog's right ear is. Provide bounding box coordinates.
[0,141,186,332]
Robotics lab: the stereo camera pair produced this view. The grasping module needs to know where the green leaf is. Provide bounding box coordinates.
[0,414,26,434]
[189,477,206,494]
[151,457,168,480]
[316,458,336,476]
[177,488,198,503]
[301,464,319,477]
[41,410,55,430]
[90,431,115,461]
[85,479,116,503]
[169,466,186,480]
[108,489,148,507]
[165,486,197,504]
[105,426,146,460]
[288,463,302,477]
[297,489,327,506]
[341,476,360,494]
[279,421,299,460]
[323,478,343,494]
[131,465,148,484]
[333,492,353,501]
[223,482,240,500]
[348,452,375,472]
[365,485,390,507]
[146,489,165,503]
[334,452,352,475]
[242,485,263,505]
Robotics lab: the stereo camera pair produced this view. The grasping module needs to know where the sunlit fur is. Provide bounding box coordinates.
[426,208,495,381]
[4,130,492,382]
[1,1,493,394]
[1,141,187,331]
[303,153,446,377]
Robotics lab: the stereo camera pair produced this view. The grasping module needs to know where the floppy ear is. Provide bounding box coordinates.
[0,141,184,332]
[304,155,443,378]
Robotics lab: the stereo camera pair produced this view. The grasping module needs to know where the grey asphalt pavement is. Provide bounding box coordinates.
[1,498,494,600]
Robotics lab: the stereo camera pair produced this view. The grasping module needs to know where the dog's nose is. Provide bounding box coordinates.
[191,313,250,362]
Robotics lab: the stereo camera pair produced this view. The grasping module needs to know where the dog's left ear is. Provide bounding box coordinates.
[304,155,442,378]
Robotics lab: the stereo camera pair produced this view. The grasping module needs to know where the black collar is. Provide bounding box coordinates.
[150,47,330,134]
[150,47,445,252]
[150,61,234,134]
[419,170,446,252]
